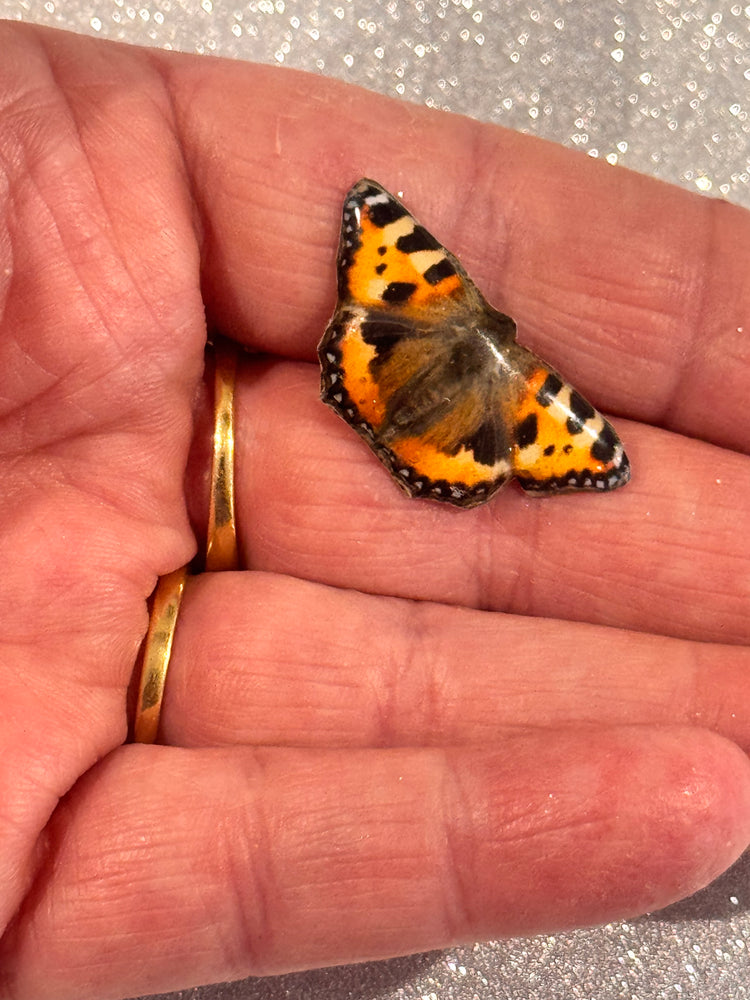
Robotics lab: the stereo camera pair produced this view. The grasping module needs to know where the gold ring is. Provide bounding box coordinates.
[133,566,188,744]
[206,338,239,571]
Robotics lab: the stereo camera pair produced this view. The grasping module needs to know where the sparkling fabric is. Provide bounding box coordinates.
[1,2,748,999]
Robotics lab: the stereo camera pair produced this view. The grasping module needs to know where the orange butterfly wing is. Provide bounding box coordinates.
[319,179,629,507]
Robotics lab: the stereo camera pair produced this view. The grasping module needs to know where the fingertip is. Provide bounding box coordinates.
[650,728,750,900]
[455,727,750,936]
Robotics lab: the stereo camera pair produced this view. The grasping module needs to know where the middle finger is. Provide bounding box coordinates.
[222,359,750,645]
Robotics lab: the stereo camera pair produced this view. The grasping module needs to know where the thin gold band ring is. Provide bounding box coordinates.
[133,565,187,744]
[206,337,239,572]
[132,339,241,742]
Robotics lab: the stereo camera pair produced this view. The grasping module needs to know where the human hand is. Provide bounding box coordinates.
[1,23,749,1000]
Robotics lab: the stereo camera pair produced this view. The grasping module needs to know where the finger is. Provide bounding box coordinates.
[221,360,750,644]
[155,45,749,451]
[4,731,749,999]
[13,24,749,452]
[161,573,750,754]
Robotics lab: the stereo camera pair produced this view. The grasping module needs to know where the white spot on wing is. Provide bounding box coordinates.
[518,442,541,463]
[368,278,389,299]
[582,414,604,439]
[549,385,571,419]
[410,249,447,274]
[381,216,415,244]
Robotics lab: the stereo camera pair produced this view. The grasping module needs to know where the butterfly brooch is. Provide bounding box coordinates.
[318,179,630,508]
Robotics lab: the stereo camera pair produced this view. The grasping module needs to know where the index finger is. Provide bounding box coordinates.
[12,25,749,453]
[166,55,750,452]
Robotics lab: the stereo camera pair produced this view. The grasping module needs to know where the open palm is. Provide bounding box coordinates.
[1,23,749,1000]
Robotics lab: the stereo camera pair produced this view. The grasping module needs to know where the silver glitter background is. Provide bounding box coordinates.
[1,1,749,999]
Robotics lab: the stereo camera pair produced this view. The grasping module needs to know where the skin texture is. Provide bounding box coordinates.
[0,21,750,1000]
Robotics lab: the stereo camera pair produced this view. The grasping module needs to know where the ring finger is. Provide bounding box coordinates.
[160,570,750,753]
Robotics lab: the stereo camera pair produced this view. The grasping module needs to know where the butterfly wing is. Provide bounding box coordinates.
[334,179,476,313]
[507,351,631,494]
[319,179,518,507]
[318,179,630,507]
